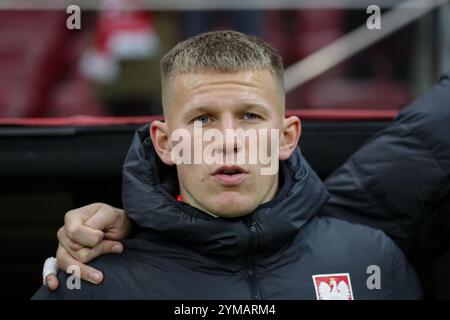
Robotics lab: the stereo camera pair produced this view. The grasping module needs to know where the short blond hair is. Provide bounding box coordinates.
[160,30,284,111]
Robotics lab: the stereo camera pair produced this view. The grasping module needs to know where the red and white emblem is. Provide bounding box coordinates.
[312,273,354,300]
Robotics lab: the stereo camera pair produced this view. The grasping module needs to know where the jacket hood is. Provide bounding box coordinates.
[122,124,329,260]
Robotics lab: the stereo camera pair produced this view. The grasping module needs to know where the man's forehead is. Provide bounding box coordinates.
[174,70,275,91]
[163,69,284,123]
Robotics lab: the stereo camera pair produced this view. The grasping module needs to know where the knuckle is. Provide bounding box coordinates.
[66,224,79,238]
[64,209,75,221]
[93,202,106,211]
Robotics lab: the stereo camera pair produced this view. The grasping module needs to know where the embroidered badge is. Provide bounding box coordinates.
[312,273,354,300]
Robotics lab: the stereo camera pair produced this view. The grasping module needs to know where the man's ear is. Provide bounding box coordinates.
[279,116,301,161]
[150,120,174,166]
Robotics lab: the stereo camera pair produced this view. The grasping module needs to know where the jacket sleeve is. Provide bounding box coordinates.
[321,71,450,256]
[388,237,423,300]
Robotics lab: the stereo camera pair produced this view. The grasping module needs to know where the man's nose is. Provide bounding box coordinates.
[217,117,243,156]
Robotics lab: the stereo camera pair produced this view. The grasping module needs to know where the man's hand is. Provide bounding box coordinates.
[44,203,132,290]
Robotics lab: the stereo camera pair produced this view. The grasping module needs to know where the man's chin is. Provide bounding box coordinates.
[207,192,258,218]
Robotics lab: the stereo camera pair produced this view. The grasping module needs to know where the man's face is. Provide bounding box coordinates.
[153,70,298,218]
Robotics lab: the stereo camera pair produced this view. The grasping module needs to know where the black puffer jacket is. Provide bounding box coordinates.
[33,125,421,300]
[321,71,450,298]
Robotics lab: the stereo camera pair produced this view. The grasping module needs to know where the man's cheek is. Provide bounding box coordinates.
[258,129,280,176]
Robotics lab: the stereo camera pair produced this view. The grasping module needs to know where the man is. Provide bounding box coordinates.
[33,30,421,299]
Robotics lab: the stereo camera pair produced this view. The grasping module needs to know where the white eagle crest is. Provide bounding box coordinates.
[317,277,352,300]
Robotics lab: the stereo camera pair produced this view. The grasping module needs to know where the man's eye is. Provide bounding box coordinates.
[194,115,211,124]
[242,113,260,120]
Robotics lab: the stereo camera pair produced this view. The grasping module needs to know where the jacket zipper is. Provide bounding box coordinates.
[245,216,263,300]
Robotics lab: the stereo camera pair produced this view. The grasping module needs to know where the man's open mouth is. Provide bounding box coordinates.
[212,165,248,186]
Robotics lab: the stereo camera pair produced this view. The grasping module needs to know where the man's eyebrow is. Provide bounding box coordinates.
[181,102,272,122]
[182,106,212,122]
[243,102,271,115]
